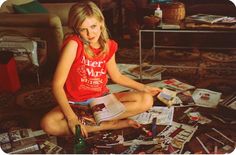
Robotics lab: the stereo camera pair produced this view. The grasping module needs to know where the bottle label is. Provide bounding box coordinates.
[155,10,162,18]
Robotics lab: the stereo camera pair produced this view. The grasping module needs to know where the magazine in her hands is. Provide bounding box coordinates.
[89,94,126,125]
[157,88,177,107]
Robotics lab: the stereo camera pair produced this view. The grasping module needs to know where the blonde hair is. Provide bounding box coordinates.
[68,1,110,58]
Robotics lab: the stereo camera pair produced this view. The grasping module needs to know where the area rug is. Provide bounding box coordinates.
[116,48,154,64]
[0,48,235,135]
[16,87,56,110]
[0,93,15,108]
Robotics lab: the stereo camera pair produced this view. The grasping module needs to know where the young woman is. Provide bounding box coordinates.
[40,1,161,138]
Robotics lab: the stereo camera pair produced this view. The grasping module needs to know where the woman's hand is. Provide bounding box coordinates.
[142,85,162,96]
[67,117,88,138]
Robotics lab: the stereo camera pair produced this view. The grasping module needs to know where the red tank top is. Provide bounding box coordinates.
[62,35,117,101]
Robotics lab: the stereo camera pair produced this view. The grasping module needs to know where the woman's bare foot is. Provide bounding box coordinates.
[85,119,141,133]
[126,119,141,128]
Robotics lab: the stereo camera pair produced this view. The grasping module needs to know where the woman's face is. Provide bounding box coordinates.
[78,16,102,47]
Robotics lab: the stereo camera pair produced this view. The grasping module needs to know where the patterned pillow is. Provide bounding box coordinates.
[0,0,34,13]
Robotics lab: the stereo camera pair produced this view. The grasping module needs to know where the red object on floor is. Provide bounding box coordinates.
[0,52,21,92]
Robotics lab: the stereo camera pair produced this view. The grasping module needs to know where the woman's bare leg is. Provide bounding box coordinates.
[113,91,153,119]
[85,92,153,133]
[40,106,71,136]
[40,106,141,136]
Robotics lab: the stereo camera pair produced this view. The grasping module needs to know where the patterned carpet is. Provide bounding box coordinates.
[0,80,55,132]
[116,48,236,94]
[0,48,236,154]
[0,48,236,132]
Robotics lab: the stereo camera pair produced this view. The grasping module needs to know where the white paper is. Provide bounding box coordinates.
[129,106,174,125]
[192,88,222,108]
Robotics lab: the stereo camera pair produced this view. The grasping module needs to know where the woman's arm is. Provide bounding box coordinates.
[106,54,161,96]
[52,40,78,120]
[52,40,88,137]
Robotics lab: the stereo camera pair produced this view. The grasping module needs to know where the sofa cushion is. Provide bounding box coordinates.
[0,0,34,13]
[13,0,48,13]
[41,3,74,26]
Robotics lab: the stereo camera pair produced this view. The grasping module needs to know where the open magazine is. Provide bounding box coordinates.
[90,94,126,124]
[71,94,126,125]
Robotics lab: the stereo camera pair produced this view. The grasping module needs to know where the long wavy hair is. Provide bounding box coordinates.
[68,1,110,58]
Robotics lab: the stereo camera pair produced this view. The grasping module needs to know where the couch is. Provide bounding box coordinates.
[0,0,119,76]
[0,2,69,75]
[0,0,120,131]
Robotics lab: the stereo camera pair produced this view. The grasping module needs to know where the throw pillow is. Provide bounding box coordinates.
[0,0,34,13]
[13,0,48,13]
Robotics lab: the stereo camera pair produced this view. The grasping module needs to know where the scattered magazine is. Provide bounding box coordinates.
[129,106,174,125]
[161,79,195,93]
[219,92,236,110]
[185,14,236,24]
[219,17,236,24]
[8,128,34,142]
[129,63,166,79]
[171,96,184,107]
[176,92,195,106]
[146,79,195,93]
[8,138,40,154]
[107,84,131,93]
[159,122,198,151]
[117,63,165,80]
[89,94,126,125]
[0,128,62,154]
[157,88,177,107]
[0,129,40,154]
[40,141,64,154]
[192,88,222,108]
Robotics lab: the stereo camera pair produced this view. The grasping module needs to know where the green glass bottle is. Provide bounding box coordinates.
[74,124,86,154]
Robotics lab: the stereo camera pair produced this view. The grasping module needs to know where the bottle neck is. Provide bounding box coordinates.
[75,125,84,140]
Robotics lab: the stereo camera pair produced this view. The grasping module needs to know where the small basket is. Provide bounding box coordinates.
[143,15,161,27]
[161,2,185,23]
